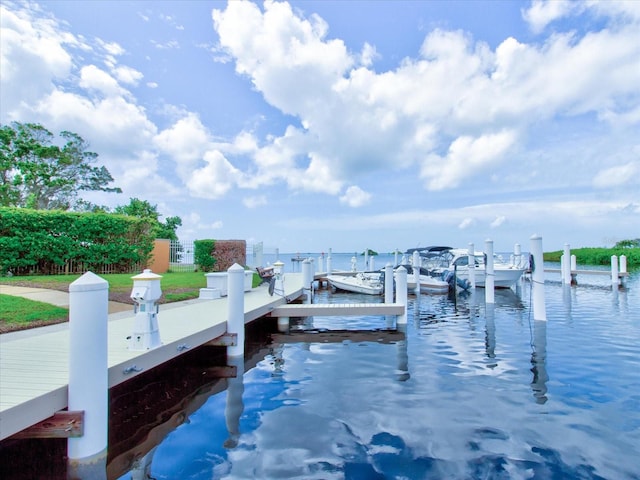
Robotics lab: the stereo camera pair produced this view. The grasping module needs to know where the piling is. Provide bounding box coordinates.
[468,243,476,289]
[67,272,109,477]
[620,255,627,287]
[611,255,619,287]
[412,250,421,295]
[396,266,408,325]
[384,263,394,304]
[327,248,332,274]
[563,244,571,284]
[227,264,245,357]
[530,235,547,321]
[485,239,495,304]
[302,258,312,304]
[571,254,577,285]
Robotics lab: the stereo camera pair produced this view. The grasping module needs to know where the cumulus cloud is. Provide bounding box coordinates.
[522,0,579,33]
[211,0,639,198]
[339,186,371,208]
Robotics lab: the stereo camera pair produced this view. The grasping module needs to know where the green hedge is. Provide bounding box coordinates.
[0,207,155,275]
[544,247,639,267]
[194,239,216,272]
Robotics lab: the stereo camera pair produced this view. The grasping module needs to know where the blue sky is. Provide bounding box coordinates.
[1,0,638,253]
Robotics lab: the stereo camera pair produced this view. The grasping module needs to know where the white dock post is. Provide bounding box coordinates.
[351,256,357,272]
[384,263,394,304]
[563,244,571,284]
[302,258,312,304]
[227,263,245,357]
[67,272,109,477]
[364,249,369,270]
[514,243,522,266]
[620,255,627,287]
[485,239,495,304]
[530,234,547,321]
[412,250,421,295]
[394,249,399,266]
[611,255,619,287]
[468,243,476,289]
[571,254,577,284]
[327,248,332,274]
[396,266,408,325]
[369,256,375,271]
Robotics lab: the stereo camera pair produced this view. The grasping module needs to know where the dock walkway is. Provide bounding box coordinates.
[0,274,305,440]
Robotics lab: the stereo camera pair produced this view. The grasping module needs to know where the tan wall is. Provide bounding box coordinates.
[148,239,170,273]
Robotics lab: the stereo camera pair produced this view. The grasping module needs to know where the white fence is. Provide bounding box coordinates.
[168,240,266,272]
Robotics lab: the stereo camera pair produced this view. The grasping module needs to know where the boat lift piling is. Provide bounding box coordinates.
[530,234,547,321]
[385,263,394,304]
[412,250,421,295]
[485,239,495,304]
[468,243,476,289]
[395,266,408,325]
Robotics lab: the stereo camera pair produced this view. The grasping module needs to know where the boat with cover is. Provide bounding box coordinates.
[409,246,526,288]
[327,272,384,295]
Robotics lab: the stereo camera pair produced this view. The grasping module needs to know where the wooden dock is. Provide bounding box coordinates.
[0,272,407,441]
[0,274,305,440]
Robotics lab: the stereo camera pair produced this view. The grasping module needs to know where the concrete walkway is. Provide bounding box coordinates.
[0,284,132,314]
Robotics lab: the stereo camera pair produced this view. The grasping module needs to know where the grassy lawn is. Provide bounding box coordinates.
[0,294,68,333]
[0,270,263,333]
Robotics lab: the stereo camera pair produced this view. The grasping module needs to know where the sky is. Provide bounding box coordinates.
[1,0,639,253]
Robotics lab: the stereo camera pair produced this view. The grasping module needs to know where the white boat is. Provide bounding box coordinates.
[327,273,383,295]
[397,265,450,294]
[411,246,526,289]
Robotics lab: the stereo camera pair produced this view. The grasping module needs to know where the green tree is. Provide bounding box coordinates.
[0,122,121,209]
[114,197,182,241]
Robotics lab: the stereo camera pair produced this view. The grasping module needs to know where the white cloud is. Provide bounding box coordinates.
[490,215,507,228]
[458,218,476,230]
[339,186,371,208]
[421,130,517,190]
[593,161,640,188]
[113,65,143,86]
[243,195,268,208]
[522,0,579,34]
[187,150,242,199]
[79,65,124,97]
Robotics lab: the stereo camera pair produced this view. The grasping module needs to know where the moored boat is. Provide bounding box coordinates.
[411,246,526,288]
[327,273,384,295]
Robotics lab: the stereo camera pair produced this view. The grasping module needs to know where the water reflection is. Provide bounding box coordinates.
[484,304,496,368]
[224,356,245,449]
[530,320,548,404]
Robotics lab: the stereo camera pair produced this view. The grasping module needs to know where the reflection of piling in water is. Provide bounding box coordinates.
[531,320,548,404]
[562,284,572,323]
[224,356,245,449]
[396,325,410,382]
[485,304,496,368]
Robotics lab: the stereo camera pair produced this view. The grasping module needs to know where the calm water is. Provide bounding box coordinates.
[113,254,639,480]
[1,254,638,479]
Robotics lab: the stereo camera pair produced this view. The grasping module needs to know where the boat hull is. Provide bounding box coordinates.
[327,274,383,295]
[451,266,524,288]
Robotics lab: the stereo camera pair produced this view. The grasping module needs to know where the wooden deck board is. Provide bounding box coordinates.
[0,273,304,440]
